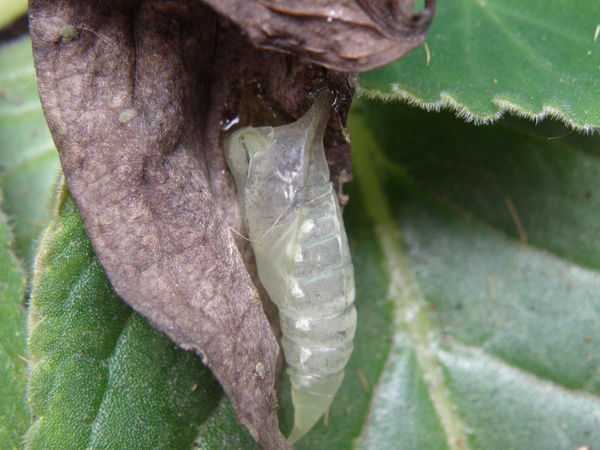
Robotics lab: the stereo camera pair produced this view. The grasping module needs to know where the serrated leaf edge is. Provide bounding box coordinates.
[357,86,599,135]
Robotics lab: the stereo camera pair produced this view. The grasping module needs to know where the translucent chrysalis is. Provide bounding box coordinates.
[225,92,357,443]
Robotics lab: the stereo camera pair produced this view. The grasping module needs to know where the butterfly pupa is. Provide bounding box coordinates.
[225,92,357,443]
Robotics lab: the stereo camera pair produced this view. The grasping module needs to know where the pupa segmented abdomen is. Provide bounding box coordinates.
[225,92,356,443]
[279,182,356,443]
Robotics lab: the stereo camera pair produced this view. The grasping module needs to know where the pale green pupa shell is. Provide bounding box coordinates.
[225,92,356,444]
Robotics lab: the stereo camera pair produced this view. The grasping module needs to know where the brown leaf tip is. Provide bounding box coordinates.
[204,0,436,71]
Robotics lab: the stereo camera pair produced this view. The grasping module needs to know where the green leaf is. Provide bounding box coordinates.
[359,1,600,131]
[0,199,28,449]
[26,183,223,449]
[192,399,258,449]
[0,37,60,263]
[0,0,27,30]
[340,98,600,449]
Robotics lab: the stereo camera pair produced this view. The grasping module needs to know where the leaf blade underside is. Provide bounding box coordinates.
[343,99,600,449]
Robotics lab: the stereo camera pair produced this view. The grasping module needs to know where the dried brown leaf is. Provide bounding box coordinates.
[29,0,355,447]
[205,0,435,72]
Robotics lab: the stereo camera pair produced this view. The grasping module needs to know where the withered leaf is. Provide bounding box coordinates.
[205,0,436,72]
[29,0,356,447]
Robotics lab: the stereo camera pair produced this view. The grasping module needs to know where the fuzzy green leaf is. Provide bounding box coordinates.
[192,399,258,449]
[26,184,223,449]
[359,0,600,131]
[0,37,60,262]
[0,200,28,449]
